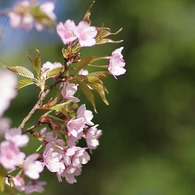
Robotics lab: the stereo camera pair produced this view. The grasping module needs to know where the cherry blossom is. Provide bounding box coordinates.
[75,21,97,47]
[86,125,102,149]
[43,147,65,174]
[57,147,90,184]
[22,154,44,179]
[25,181,47,194]
[57,20,97,47]
[8,1,56,31]
[77,104,94,126]
[35,2,56,31]
[60,82,80,102]
[5,175,25,192]
[5,128,29,147]
[108,47,126,78]
[57,20,77,44]
[0,117,11,135]
[0,70,17,117]
[8,1,33,31]
[0,140,25,170]
[67,117,85,138]
[41,61,62,73]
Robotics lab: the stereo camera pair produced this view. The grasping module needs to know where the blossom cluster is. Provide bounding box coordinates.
[7,0,56,31]
[0,1,126,194]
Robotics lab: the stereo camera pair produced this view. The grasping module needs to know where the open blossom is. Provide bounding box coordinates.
[57,20,97,47]
[8,1,56,31]
[0,70,17,117]
[43,147,65,174]
[35,2,56,31]
[22,154,44,179]
[0,128,29,169]
[108,47,126,78]
[25,181,47,194]
[77,104,94,126]
[60,82,80,102]
[86,125,102,149]
[67,117,85,138]
[57,147,90,184]
[0,140,25,170]
[5,175,25,192]
[5,128,29,147]
[41,61,62,72]
[75,21,97,46]
[57,20,77,44]
[8,1,33,31]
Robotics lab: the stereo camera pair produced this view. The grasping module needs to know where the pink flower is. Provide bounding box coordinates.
[25,181,47,194]
[5,175,25,192]
[57,20,77,44]
[56,20,97,47]
[8,1,56,31]
[41,61,62,73]
[0,141,25,170]
[76,21,97,47]
[43,147,65,174]
[72,147,90,167]
[8,1,33,31]
[0,117,11,136]
[77,104,94,126]
[0,70,17,117]
[60,82,80,102]
[22,154,44,179]
[86,125,102,149]
[35,2,56,31]
[57,147,90,184]
[108,47,126,78]
[5,128,29,147]
[67,118,85,138]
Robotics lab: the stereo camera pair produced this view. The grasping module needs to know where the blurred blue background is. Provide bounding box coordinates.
[2,0,195,194]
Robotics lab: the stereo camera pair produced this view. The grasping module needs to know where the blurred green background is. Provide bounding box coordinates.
[2,0,195,194]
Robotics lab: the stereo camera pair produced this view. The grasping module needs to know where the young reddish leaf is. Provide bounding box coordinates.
[77,80,97,112]
[82,1,95,24]
[27,48,41,78]
[6,66,35,79]
[17,78,35,90]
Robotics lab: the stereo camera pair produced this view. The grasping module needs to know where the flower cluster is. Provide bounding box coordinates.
[0,1,126,194]
[7,0,56,31]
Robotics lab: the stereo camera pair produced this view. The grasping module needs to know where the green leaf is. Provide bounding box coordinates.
[6,66,35,79]
[87,81,109,106]
[27,48,41,78]
[87,71,110,80]
[0,166,5,193]
[50,101,70,115]
[46,66,63,79]
[75,56,104,73]
[17,78,35,90]
[77,80,97,112]
[85,74,109,106]
[96,27,123,45]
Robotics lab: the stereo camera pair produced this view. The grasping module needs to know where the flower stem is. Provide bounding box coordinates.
[19,75,63,130]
